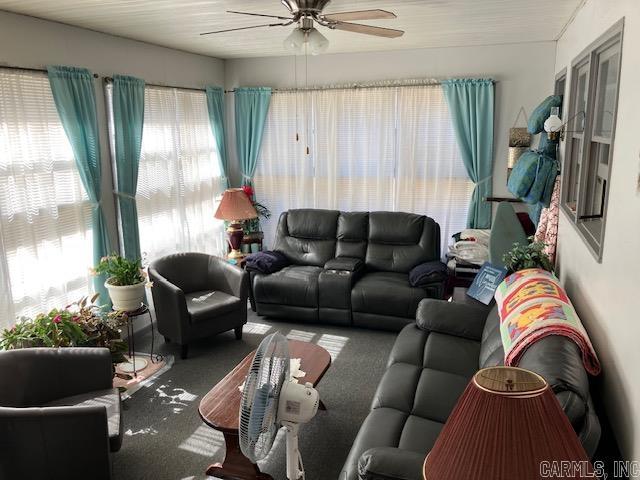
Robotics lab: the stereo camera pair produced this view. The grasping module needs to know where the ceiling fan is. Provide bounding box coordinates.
[200,0,404,54]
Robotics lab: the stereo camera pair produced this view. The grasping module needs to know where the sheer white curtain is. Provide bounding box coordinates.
[253,91,314,237]
[254,84,473,251]
[108,85,226,262]
[395,86,473,248]
[0,69,93,327]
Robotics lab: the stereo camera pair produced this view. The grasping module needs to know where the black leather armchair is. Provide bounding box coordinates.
[0,347,122,480]
[148,252,249,359]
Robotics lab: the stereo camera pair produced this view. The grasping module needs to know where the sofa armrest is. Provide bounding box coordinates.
[415,298,490,341]
[358,447,425,480]
[324,257,364,272]
[0,405,112,479]
[207,256,249,300]
[148,267,189,340]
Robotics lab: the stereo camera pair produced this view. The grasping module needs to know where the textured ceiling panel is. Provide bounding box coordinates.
[0,0,583,58]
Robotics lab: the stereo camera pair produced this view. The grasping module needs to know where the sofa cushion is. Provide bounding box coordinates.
[351,272,428,318]
[274,210,339,267]
[185,290,241,324]
[366,212,440,273]
[44,388,122,452]
[336,212,369,259]
[252,266,322,308]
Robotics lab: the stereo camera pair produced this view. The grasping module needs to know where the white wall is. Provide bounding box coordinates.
[554,0,640,461]
[224,42,557,200]
[0,10,225,248]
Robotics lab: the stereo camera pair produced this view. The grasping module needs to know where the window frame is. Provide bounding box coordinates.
[560,18,624,262]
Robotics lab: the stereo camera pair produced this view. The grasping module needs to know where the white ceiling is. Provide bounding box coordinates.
[0,0,583,59]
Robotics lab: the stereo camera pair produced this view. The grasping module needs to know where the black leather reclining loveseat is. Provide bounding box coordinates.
[250,209,445,331]
[339,299,601,480]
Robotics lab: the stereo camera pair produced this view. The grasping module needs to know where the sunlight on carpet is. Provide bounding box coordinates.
[178,424,225,457]
[286,329,316,342]
[317,333,349,361]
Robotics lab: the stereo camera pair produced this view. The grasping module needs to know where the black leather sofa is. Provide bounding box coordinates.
[340,299,601,480]
[251,209,444,331]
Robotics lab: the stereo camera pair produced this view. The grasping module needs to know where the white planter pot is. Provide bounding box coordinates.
[105,279,146,312]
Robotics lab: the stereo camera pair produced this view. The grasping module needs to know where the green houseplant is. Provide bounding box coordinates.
[0,295,128,365]
[502,238,554,274]
[93,254,149,311]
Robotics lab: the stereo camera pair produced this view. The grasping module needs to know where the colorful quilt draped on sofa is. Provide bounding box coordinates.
[495,268,601,375]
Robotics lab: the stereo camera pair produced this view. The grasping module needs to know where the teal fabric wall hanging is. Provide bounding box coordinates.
[442,79,495,229]
[507,94,562,225]
[113,74,145,261]
[47,65,112,303]
[234,87,272,186]
[206,86,229,188]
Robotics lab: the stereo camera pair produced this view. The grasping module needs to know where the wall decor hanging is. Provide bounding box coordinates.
[508,107,531,178]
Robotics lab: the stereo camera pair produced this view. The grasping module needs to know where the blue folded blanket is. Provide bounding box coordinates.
[409,260,448,287]
[245,251,290,274]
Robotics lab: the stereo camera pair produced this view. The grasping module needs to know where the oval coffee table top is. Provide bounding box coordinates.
[198,339,331,433]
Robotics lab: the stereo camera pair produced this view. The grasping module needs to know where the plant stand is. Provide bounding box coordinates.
[116,304,163,377]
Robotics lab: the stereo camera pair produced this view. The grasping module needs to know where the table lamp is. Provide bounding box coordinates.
[423,366,595,480]
[214,188,258,259]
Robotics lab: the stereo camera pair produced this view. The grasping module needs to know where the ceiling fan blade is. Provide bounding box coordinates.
[322,9,396,22]
[227,10,292,21]
[200,23,289,35]
[332,22,404,38]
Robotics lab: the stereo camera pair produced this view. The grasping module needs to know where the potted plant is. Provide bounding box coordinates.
[0,295,128,365]
[502,238,554,274]
[241,185,271,234]
[93,254,149,312]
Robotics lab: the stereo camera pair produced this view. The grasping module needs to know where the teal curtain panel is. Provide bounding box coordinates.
[47,65,112,303]
[205,86,229,188]
[234,87,272,186]
[442,79,495,229]
[112,74,145,261]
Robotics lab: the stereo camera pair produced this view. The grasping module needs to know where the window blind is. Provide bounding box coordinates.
[0,69,93,327]
[107,84,226,262]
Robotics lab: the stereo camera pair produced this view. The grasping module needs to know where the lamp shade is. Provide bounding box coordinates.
[423,366,594,480]
[214,188,258,221]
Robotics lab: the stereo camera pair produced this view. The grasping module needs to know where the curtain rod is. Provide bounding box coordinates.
[0,64,99,78]
[224,79,498,94]
[103,76,205,93]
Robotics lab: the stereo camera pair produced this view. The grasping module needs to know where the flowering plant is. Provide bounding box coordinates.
[93,254,146,286]
[241,185,271,233]
[0,295,129,364]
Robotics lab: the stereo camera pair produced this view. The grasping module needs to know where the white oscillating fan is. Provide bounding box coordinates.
[239,332,319,480]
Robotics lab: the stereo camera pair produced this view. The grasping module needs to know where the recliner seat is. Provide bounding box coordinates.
[251,209,445,331]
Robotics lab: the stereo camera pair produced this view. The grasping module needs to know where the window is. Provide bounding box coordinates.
[254,84,473,253]
[561,20,623,260]
[0,69,93,327]
[107,85,226,262]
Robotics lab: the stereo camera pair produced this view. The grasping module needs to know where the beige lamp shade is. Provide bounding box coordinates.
[214,188,258,221]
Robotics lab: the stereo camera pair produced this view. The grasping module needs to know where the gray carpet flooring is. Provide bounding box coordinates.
[112,310,397,480]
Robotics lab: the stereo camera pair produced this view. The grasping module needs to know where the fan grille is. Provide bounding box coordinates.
[239,332,290,463]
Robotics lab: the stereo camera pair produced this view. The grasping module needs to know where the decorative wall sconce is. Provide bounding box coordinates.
[544,109,585,142]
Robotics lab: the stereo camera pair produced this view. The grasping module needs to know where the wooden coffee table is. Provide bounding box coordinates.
[198,340,332,479]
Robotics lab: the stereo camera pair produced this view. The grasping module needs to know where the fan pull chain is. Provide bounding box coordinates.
[305,43,310,156]
[294,52,299,142]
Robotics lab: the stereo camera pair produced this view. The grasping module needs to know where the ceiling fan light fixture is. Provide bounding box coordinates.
[307,28,329,55]
[283,27,306,53]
